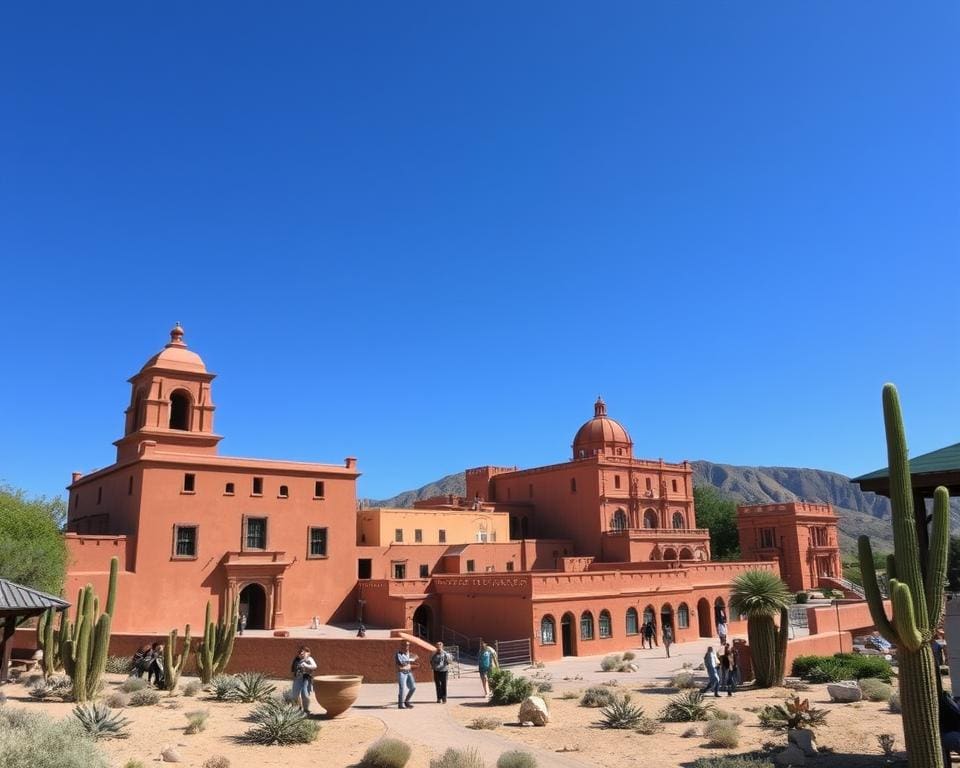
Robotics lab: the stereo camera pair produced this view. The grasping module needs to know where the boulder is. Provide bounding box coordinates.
[827,681,862,703]
[160,746,182,763]
[788,728,819,756]
[518,695,550,726]
[773,743,807,767]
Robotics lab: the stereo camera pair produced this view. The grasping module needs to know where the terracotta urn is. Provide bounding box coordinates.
[313,674,363,718]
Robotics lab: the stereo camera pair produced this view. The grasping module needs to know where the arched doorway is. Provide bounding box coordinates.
[714,598,727,626]
[412,604,433,641]
[239,583,267,630]
[660,604,674,638]
[169,390,191,431]
[611,509,627,532]
[697,598,712,637]
[643,509,658,529]
[561,612,575,656]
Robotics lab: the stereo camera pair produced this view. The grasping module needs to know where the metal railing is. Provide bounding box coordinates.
[495,638,532,667]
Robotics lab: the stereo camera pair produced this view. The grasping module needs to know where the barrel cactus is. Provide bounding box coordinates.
[729,569,791,687]
[62,556,119,703]
[859,384,949,768]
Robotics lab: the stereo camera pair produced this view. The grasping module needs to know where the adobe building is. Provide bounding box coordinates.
[736,502,842,593]
[62,327,837,662]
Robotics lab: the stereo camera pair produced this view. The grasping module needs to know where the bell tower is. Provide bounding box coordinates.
[114,324,222,461]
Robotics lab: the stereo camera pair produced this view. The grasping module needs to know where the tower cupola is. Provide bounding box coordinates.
[572,397,633,459]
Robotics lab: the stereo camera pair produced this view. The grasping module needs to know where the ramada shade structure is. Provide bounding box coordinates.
[0,579,69,683]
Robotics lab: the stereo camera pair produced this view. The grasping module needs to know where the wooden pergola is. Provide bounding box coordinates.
[0,580,69,683]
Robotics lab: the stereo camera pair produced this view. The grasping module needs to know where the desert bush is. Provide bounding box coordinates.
[791,653,892,683]
[182,680,202,697]
[703,718,740,748]
[600,654,623,671]
[858,677,893,702]
[430,748,485,768]
[600,693,645,729]
[124,761,146,768]
[635,716,664,735]
[889,691,901,713]
[360,737,413,768]
[185,708,210,734]
[622,651,636,661]
[670,671,698,689]
[202,757,231,768]
[535,680,553,693]
[682,725,699,738]
[105,655,133,675]
[580,686,617,708]
[660,690,715,722]
[73,702,130,740]
[103,691,129,708]
[497,751,538,768]
[690,758,775,768]
[241,701,319,745]
[709,708,744,726]
[29,678,55,699]
[128,688,161,707]
[0,708,109,768]
[233,671,276,703]
[488,668,534,705]
[795,591,809,604]
[468,716,501,730]
[119,677,148,693]
[211,673,240,700]
[782,678,811,692]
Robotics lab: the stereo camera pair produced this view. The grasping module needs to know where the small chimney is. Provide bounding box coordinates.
[345,457,357,470]
[71,472,83,483]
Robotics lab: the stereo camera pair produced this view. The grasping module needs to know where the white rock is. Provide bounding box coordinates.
[161,746,182,763]
[518,695,550,726]
[774,743,807,766]
[827,681,863,702]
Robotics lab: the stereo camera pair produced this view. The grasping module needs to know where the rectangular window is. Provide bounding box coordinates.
[419,564,429,578]
[466,560,475,572]
[414,529,423,543]
[760,527,776,548]
[393,562,406,579]
[224,482,235,495]
[314,481,325,498]
[279,484,289,498]
[308,527,328,557]
[97,487,102,504]
[358,559,372,579]
[395,528,403,543]
[528,483,533,498]
[252,477,263,496]
[438,529,446,544]
[174,525,197,558]
[506,561,514,572]
[128,476,133,495]
[246,517,267,549]
[570,478,577,493]
[183,473,196,493]
[672,479,678,493]
[614,475,621,489]
[646,477,652,491]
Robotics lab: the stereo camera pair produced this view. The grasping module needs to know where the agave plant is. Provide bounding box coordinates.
[729,569,792,687]
[232,672,276,703]
[659,690,716,722]
[241,701,319,745]
[210,673,240,701]
[73,702,131,740]
[600,693,646,729]
[757,697,828,731]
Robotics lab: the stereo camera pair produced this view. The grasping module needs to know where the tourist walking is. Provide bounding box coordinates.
[431,641,453,703]
[478,639,499,697]
[395,640,418,709]
[717,620,728,646]
[702,646,720,697]
[238,613,247,636]
[642,620,655,650]
[131,644,151,678]
[290,646,317,714]
[663,626,673,658]
[719,642,735,696]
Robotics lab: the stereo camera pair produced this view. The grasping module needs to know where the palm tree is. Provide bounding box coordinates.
[729,569,792,687]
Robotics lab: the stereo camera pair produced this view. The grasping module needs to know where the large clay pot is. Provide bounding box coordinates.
[313,674,363,718]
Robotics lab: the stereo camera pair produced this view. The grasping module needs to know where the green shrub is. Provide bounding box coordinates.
[600,694,645,729]
[119,677,148,693]
[430,748,485,768]
[185,709,210,734]
[600,654,623,671]
[690,758,775,768]
[468,716,501,730]
[795,591,809,604]
[360,737,412,768]
[105,655,133,675]
[211,673,239,700]
[497,751,537,768]
[791,653,893,683]
[202,756,231,768]
[72,703,130,740]
[241,702,320,745]
[580,686,617,708]
[859,677,893,702]
[623,651,636,661]
[488,669,534,705]
[233,672,276,703]
[703,718,740,748]
[128,688,161,707]
[888,691,901,713]
[670,671,698,689]
[660,690,715,722]
[182,680,202,697]
[0,708,110,768]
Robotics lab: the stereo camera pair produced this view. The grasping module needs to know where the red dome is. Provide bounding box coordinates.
[572,397,632,458]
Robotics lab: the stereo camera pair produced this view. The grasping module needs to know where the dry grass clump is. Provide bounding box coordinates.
[858,677,893,702]
[888,691,901,713]
[703,718,740,748]
[202,757,231,768]
[128,688,161,707]
[468,716,501,730]
[360,737,413,768]
[119,677,148,693]
[184,709,210,734]
[580,686,617,708]
[670,671,698,689]
[430,748,485,768]
[181,680,202,697]
[497,751,538,768]
[103,691,129,708]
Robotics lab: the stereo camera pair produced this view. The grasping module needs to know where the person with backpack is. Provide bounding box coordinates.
[642,620,655,650]
[430,641,453,703]
[290,646,317,714]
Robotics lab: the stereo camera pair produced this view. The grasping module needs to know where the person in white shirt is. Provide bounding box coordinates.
[291,646,318,714]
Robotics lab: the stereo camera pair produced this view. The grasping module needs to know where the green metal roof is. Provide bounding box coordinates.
[854,441,960,482]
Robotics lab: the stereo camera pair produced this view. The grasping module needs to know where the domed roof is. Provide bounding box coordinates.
[572,397,632,457]
[140,324,208,374]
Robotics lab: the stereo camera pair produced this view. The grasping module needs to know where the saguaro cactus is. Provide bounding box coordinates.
[196,598,238,684]
[859,384,949,768]
[62,557,119,704]
[164,624,192,691]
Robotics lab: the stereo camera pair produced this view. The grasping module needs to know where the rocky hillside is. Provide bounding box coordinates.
[365,461,959,553]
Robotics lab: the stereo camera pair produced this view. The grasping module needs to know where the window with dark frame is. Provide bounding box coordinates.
[225,482,235,495]
[309,527,328,557]
[246,517,267,549]
[128,476,133,495]
[438,529,446,543]
[252,477,263,495]
[570,478,577,493]
[393,562,406,579]
[314,481,325,498]
[466,560,475,572]
[174,525,197,558]
[414,529,423,543]
[419,564,429,578]
[279,485,289,498]
[395,528,403,543]
[506,561,514,572]
[614,475,621,489]
[97,487,102,504]
[183,473,196,492]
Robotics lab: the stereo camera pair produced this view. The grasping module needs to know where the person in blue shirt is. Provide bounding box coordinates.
[478,639,499,697]
[395,640,418,709]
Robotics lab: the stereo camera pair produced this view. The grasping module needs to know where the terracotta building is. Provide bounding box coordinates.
[63,328,835,661]
[736,502,842,593]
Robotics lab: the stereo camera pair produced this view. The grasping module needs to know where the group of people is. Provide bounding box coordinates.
[395,638,499,709]
[130,643,166,688]
[702,641,740,697]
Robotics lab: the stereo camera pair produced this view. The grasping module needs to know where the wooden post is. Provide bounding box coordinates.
[0,615,17,683]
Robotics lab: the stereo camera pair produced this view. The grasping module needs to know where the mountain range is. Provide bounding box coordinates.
[365,460,960,553]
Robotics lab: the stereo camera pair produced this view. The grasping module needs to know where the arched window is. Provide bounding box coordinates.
[599,610,612,638]
[679,547,694,560]
[625,607,639,636]
[643,605,656,629]
[672,512,685,529]
[663,547,678,560]
[643,509,658,529]
[678,603,690,629]
[580,611,594,640]
[540,615,556,645]
[611,509,627,532]
[169,390,191,431]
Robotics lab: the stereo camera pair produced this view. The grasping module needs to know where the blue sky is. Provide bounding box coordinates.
[1,3,957,502]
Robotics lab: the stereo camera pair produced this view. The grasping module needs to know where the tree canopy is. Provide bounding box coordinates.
[0,485,68,595]
[693,485,741,560]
